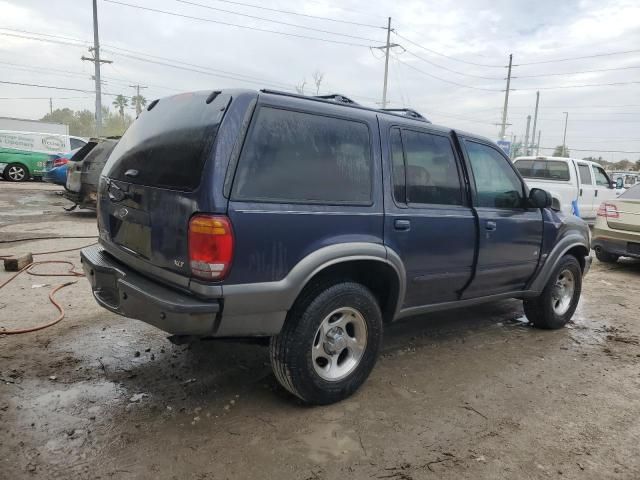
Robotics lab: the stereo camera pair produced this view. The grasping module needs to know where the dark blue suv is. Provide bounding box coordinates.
[81,89,591,404]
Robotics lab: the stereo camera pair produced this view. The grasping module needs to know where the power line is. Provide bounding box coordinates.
[169,0,383,42]
[538,147,640,154]
[173,0,384,29]
[512,81,640,91]
[0,27,89,45]
[103,0,373,47]
[0,31,88,48]
[392,31,506,68]
[401,49,504,80]
[512,65,640,78]
[0,80,120,96]
[102,48,295,90]
[515,49,640,66]
[0,96,91,100]
[392,55,503,92]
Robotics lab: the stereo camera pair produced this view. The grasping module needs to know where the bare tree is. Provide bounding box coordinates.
[312,71,324,95]
[295,79,307,95]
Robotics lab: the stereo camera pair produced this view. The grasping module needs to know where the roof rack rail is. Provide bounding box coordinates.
[380,108,431,123]
[314,93,359,105]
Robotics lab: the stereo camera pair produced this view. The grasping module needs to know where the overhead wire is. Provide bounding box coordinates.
[173,0,385,29]
[103,0,375,47]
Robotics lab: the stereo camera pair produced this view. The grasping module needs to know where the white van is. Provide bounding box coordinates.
[513,156,620,223]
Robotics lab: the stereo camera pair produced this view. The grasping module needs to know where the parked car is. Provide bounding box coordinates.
[609,171,639,195]
[42,149,79,185]
[65,138,119,210]
[592,184,640,263]
[513,156,620,223]
[81,89,591,404]
[0,129,87,181]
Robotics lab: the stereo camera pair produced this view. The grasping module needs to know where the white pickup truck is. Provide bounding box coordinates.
[513,156,621,223]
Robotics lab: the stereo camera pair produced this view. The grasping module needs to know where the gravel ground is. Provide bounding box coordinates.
[1,181,639,479]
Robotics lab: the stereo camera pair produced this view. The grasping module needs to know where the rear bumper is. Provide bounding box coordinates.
[81,244,287,337]
[81,245,220,335]
[592,236,640,259]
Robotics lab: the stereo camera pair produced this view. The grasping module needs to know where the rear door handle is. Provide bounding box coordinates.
[394,219,411,231]
[595,190,598,197]
[485,220,497,231]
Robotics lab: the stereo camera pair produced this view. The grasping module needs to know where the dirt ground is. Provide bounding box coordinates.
[1,181,640,480]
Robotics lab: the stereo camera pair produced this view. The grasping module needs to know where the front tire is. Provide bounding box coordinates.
[523,254,582,329]
[270,281,383,405]
[4,163,29,182]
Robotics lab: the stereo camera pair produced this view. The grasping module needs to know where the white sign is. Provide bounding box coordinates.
[0,130,70,154]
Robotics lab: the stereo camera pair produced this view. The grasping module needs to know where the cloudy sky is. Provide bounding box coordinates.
[1,0,639,160]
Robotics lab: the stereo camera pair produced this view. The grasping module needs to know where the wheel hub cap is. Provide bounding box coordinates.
[551,268,575,316]
[312,307,368,382]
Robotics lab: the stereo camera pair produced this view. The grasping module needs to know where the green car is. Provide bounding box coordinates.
[0,147,50,181]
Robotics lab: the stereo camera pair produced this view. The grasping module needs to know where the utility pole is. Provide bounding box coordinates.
[49,97,53,114]
[536,130,541,156]
[562,112,569,157]
[81,0,112,137]
[524,115,531,156]
[374,17,399,109]
[499,53,513,140]
[130,84,148,116]
[530,91,539,153]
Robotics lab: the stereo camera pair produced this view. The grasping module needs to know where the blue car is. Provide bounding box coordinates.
[43,149,79,185]
[81,89,592,404]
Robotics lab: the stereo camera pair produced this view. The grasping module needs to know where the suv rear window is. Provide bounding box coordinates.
[102,92,229,191]
[232,107,372,204]
[514,159,570,181]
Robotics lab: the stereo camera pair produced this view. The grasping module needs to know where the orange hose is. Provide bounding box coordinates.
[0,245,92,334]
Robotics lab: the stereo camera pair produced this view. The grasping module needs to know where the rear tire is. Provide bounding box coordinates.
[595,248,619,263]
[3,163,29,182]
[270,281,383,405]
[523,254,582,330]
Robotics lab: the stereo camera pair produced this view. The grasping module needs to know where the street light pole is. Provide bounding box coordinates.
[562,111,569,157]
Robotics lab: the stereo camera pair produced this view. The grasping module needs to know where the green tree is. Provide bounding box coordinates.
[101,106,133,137]
[553,145,570,157]
[112,95,129,125]
[130,94,147,116]
[41,108,95,137]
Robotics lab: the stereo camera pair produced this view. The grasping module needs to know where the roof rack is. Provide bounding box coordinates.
[314,94,359,105]
[379,108,430,123]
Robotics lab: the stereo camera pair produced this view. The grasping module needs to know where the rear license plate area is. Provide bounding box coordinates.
[109,206,151,258]
[627,242,640,255]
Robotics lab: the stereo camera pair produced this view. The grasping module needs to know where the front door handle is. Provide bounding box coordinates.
[394,219,411,231]
[485,220,497,231]
[579,188,583,196]
[595,189,598,197]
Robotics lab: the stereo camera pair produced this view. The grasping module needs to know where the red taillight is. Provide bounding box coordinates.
[597,203,619,218]
[188,214,234,280]
[53,157,68,167]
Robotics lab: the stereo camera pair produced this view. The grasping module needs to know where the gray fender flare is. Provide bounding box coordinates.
[528,234,589,293]
[222,242,406,317]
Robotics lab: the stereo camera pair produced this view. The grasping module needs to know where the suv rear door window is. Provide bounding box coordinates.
[391,129,463,206]
[232,107,372,204]
[465,141,524,209]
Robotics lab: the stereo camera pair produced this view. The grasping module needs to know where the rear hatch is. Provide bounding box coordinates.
[98,91,232,286]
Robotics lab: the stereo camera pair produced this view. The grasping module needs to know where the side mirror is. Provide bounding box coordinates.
[528,188,552,209]
[615,178,624,189]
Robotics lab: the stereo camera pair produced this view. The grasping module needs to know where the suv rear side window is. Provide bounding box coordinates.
[232,107,372,204]
[390,128,462,206]
[465,141,524,209]
[514,159,570,181]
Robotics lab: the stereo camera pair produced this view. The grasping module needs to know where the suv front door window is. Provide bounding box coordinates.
[463,140,543,297]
